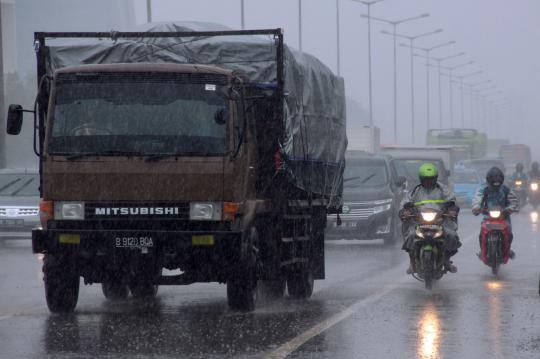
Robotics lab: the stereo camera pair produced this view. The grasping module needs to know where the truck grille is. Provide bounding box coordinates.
[84,202,190,220]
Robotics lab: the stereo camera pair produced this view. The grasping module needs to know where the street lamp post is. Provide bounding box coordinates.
[464,80,490,128]
[402,40,455,130]
[336,0,341,75]
[387,29,442,143]
[453,70,483,127]
[422,52,465,128]
[298,0,302,51]
[362,13,429,143]
[241,0,245,30]
[353,0,385,128]
[440,61,474,128]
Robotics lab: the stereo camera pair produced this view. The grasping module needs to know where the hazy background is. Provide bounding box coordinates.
[2,0,539,167]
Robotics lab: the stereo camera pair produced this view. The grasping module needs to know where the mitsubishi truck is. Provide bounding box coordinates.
[6,24,346,312]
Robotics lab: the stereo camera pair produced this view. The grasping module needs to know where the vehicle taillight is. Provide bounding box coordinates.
[39,200,53,229]
[223,202,240,221]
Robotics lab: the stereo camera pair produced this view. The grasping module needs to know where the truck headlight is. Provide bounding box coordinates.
[189,202,222,221]
[54,202,85,220]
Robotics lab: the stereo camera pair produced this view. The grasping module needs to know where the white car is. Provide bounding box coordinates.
[0,168,40,240]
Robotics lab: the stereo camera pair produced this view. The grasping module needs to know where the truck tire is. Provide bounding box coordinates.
[43,254,80,313]
[227,225,258,311]
[102,281,129,300]
[287,267,314,299]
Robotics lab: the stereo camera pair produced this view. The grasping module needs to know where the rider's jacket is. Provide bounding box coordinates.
[403,182,456,208]
[471,185,519,214]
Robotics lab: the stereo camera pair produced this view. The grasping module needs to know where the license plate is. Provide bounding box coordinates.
[115,236,154,248]
[59,233,80,244]
[0,219,24,227]
[192,235,215,246]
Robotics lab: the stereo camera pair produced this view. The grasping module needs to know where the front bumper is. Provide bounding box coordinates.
[326,210,392,239]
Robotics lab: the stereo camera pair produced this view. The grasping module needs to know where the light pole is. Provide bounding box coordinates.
[402,40,455,130]
[388,29,442,143]
[422,52,465,128]
[362,13,429,143]
[440,61,474,128]
[298,0,302,51]
[146,0,152,23]
[353,0,385,128]
[241,0,245,30]
[336,0,341,75]
[464,79,490,128]
[454,70,483,127]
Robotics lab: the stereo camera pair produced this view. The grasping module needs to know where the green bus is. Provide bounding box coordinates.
[426,129,487,159]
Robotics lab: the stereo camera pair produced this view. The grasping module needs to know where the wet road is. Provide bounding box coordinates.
[1,211,539,358]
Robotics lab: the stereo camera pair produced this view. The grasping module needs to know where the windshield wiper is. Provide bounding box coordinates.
[62,151,147,161]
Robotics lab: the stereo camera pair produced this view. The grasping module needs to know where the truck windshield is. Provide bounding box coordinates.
[343,160,388,189]
[49,73,230,156]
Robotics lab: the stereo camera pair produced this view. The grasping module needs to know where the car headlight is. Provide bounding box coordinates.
[189,202,222,221]
[531,183,538,191]
[54,202,85,220]
[373,203,392,214]
[420,211,437,222]
[489,210,501,219]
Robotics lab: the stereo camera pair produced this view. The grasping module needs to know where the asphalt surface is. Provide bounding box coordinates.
[0,211,539,359]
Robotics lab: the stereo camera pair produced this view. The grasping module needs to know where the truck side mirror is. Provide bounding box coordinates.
[6,104,23,135]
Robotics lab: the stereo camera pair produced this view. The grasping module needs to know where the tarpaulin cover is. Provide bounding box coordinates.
[42,22,346,204]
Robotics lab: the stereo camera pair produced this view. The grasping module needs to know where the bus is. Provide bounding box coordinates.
[426,129,487,159]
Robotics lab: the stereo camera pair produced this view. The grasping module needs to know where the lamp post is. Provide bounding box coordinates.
[402,40,455,130]
[146,0,152,23]
[241,0,245,29]
[387,29,442,143]
[361,13,429,143]
[464,79,490,128]
[440,61,474,128]
[298,0,302,51]
[336,0,341,75]
[454,70,483,127]
[352,0,385,128]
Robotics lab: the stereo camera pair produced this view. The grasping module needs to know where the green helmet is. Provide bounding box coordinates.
[419,163,438,189]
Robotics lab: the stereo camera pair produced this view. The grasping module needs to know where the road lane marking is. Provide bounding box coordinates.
[266,231,478,359]
[0,315,12,321]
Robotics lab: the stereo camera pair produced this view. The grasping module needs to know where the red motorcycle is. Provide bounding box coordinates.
[478,206,512,275]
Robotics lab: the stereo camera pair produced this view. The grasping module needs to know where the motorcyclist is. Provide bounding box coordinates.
[400,163,461,274]
[528,161,540,180]
[472,167,519,258]
[510,163,528,183]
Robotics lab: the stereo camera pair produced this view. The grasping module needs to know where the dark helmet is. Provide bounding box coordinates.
[532,162,539,172]
[486,167,504,189]
[516,163,524,172]
[419,163,438,190]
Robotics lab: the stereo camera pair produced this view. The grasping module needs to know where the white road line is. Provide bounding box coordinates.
[0,315,12,321]
[265,230,478,359]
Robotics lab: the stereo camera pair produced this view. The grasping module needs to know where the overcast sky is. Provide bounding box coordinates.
[131,0,540,152]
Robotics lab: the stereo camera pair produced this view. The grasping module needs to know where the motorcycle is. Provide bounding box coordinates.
[528,179,540,209]
[477,206,512,275]
[402,202,456,290]
[512,179,527,209]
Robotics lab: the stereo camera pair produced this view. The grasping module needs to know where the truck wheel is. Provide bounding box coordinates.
[129,282,158,299]
[43,254,80,313]
[102,281,129,300]
[259,279,286,299]
[227,277,257,311]
[287,267,314,299]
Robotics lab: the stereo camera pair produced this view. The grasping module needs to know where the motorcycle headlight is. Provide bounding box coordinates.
[189,202,222,221]
[515,180,522,186]
[433,229,444,238]
[54,202,85,220]
[531,183,538,191]
[420,211,437,223]
[489,210,501,219]
[415,228,425,238]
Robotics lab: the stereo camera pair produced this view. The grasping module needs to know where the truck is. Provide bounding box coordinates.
[6,23,346,312]
[426,128,487,159]
[346,125,380,153]
[486,138,510,157]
